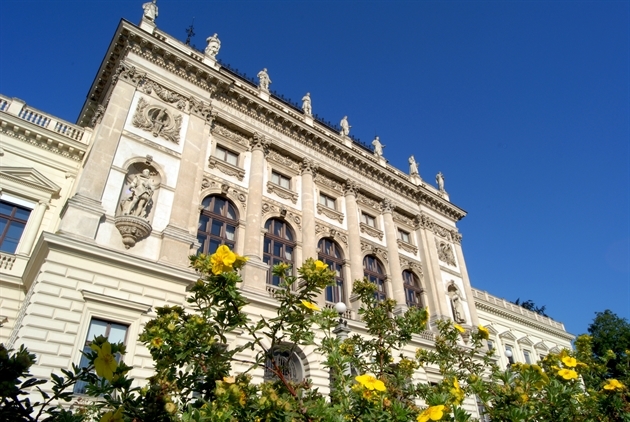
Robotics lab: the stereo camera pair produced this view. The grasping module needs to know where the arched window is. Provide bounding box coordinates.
[363,255,386,301]
[264,345,303,382]
[263,219,296,286]
[318,238,344,303]
[403,270,423,308]
[197,195,238,254]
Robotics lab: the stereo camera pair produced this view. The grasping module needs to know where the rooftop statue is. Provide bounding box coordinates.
[340,116,351,136]
[302,92,312,115]
[436,171,445,191]
[409,155,419,175]
[205,33,221,58]
[372,136,385,157]
[142,0,158,21]
[257,68,271,91]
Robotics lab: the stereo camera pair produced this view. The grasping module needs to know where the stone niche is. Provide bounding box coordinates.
[114,162,161,249]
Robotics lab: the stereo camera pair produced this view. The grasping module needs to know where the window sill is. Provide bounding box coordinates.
[359,222,383,241]
[208,157,245,181]
[316,203,344,223]
[266,182,298,204]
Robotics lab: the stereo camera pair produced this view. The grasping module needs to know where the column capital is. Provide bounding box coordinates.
[381,198,394,214]
[343,179,359,196]
[300,157,318,176]
[250,132,270,154]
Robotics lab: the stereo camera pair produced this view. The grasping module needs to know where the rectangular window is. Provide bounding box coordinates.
[397,229,410,243]
[361,212,376,227]
[271,171,291,189]
[74,318,128,394]
[0,200,31,254]
[319,193,336,209]
[215,145,239,166]
[523,350,532,364]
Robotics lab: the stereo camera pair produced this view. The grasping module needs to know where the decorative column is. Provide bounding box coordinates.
[343,180,364,284]
[241,133,271,293]
[300,158,318,261]
[381,199,407,314]
[415,213,451,323]
[452,235,479,326]
[58,65,138,240]
[16,200,49,255]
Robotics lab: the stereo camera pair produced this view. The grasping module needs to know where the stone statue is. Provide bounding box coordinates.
[409,155,419,175]
[257,68,271,91]
[436,171,445,191]
[340,116,350,136]
[121,169,157,218]
[450,292,466,323]
[205,33,221,58]
[142,0,158,21]
[302,92,312,115]
[372,136,385,157]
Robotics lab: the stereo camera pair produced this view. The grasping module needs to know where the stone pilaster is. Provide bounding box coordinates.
[241,133,270,293]
[381,199,407,313]
[58,76,136,240]
[16,200,49,255]
[158,109,210,267]
[343,180,364,285]
[453,239,479,326]
[300,158,318,261]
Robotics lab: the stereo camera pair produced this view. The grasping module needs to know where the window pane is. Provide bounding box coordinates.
[226,204,237,220]
[225,225,236,241]
[274,222,283,237]
[271,173,280,185]
[14,207,31,220]
[0,202,14,216]
[274,242,282,257]
[280,177,290,189]
[108,324,128,343]
[86,320,109,342]
[213,198,226,214]
[285,246,293,260]
[285,228,294,241]
[209,239,221,254]
[227,151,238,166]
[198,214,210,231]
[264,238,271,253]
[211,220,223,236]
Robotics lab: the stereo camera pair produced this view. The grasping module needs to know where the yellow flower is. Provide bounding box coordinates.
[520,393,529,403]
[603,379,625,391]
[314,260,328,271]
[558,368,578,380]
[417,404,446,422]
[450,378,465,404]
[477,325,490,339]
[561,356,577,368]
[164,402,177,414]
[210,245,237,274]
[223,376,236,384]
[355,374,386,392]
[91,342,117,381]
[100,407,123,422]
[454,324,465,333]
[301,300,320,311]
[150,337,164,348]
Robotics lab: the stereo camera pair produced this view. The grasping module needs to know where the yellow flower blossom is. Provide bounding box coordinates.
[314,260,328,271]
[418,404,445,422]
[477,325,490,339]
[223,376,236,384]
[520,393,529,403]
[603,379,625,391]
[91,341,117,381]
[100,407,123,422]
[454,324,465,334]
[558,368,578,380]
[210,245,237,274]
[301,300,321,311]
[150,337,164,348]
[164,402,177,414]
[561,356,577,368]
[355,374,386,392]
[450,378,465,404]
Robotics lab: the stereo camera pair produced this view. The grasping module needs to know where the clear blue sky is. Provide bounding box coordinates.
[1,1,628,337]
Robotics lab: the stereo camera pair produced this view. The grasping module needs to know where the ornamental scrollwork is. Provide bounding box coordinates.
[381,199,394,214]
[300,158,318,176]
[250,132,270,154]
[435,239,456,267]
[212,123,250,147]
[316,203,344,223]
[314,173,343,193]
[400,258,423,278]
[343,180,359,196]
[359,223,384,241]
[393,210,415,228]
[140,80,188,110]
[132,97,182,143]
[315,223,349,246]
[356,192,380,210]
[361,242,388,263]
[267,150,300,172]
[397,239,418,255]
[267,182,298,204]
[261,202,301,229]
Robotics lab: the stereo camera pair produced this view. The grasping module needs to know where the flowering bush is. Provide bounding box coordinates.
[1,246,628,421]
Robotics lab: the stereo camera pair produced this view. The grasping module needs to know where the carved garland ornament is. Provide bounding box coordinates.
[267,150,300,172]
[132,97,182,143]
[262,202,302,229]
[200,177,247,207]
[315,223,349,246]
[314,173,344,193]
[435,239,456,266]
[212,123,250,147]
[361,242,388,263]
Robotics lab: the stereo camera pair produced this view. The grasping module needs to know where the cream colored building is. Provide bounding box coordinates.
[0,3,572,415]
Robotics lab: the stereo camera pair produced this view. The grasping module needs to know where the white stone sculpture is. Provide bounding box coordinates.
[339,116,350,136]
[257,68,271,91]
[436,171,445,191]
[450,292,466,323]
[372,136,385,157]
[302,92,312,115]
[409,155,419,175]
[142,0,158,21]
[205,33,221,58]
[120,169,158,218]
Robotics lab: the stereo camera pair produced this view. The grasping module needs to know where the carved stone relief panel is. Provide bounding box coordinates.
[356,192,381,211]
[361,241,388,263]
[139,80,188,110]
[211,122,251,148]
[132,97,182,143]
[267,150,301,174]
[200,175,247,209]
[314,173,344,193]
[262,201,302,229]
[316,203,344,223]
[393,210,416,228]
[315,222,349,246]
[435,239,456,266]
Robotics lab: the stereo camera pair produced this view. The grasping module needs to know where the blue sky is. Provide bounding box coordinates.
[1,1,628,336]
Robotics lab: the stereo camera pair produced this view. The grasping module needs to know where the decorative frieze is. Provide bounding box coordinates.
[212,122,250,147]
[393,210,416,228]
[208,156,245,181]
[132,97,182,143]
[314,173,343,193]
[356,192,380,210]
[400,257,423,278]
[361,241,388,263]
[435,239,456,266]
[316,203,344,223]
[315,223,348,246]
[417,212,462,244]
[262,202,302,229]
[267,150,300,173]
[397,239,418,255]
[359,222,384,241]
[140,80,188,110]
[200,176,247,208]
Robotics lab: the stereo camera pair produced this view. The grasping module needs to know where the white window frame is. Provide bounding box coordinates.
[397,228,410,243]
[271,171,291,190]
[319,192,336,209]
[215,145,239,166]
[361,212,376,228]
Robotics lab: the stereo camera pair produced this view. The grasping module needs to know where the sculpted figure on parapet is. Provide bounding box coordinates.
[257,68,271,91]
[302,93,312,115]
[409,155,419,175]
[142,0,158,21]
[205,34,221,58]
[436,171,445,191]
[340,116,351,136]
[372,136,385,157]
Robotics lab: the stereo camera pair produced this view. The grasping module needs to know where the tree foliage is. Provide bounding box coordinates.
[512,298,548,317]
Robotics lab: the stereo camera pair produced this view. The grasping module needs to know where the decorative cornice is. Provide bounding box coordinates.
[435,238,456,266]
[359,222,384,241]
[316,203,344,223]
[0,120,86,162]
[418,212,462,244]
[208,156,245,181]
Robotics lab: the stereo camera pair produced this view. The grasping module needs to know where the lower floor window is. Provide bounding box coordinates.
[264,346,303,382]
